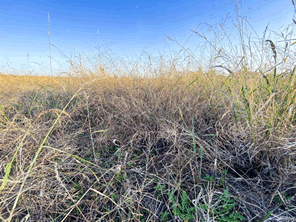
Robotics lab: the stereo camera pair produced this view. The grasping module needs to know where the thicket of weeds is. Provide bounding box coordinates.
[1,4,296,222]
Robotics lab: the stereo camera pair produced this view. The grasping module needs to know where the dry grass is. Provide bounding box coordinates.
[1,12,296,222]
[0,66,295,221]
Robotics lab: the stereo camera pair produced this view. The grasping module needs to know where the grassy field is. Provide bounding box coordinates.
[1,19,296,222]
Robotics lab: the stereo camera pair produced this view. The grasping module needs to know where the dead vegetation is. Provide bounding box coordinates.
[0,66,295,221]
[1,6,296,221]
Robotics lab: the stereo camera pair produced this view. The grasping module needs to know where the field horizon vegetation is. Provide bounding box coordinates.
[1,2,296,221]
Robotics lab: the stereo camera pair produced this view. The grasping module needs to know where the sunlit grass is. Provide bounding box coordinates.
[1,11,296,222]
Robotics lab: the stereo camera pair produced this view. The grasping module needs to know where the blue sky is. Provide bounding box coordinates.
[0,0,295,75]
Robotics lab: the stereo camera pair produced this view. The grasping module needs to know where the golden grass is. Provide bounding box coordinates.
[1,14,296,221]
[0,65,295,221]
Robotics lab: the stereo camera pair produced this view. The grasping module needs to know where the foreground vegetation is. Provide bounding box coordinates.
[0,64,295,221]
[1,6,296,221]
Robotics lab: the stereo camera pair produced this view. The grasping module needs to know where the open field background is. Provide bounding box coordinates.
[1,4,296,222]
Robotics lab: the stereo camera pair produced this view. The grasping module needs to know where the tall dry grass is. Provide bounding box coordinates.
[1,6,296,222]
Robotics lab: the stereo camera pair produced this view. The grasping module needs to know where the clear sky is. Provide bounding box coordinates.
[0,0,295,75]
